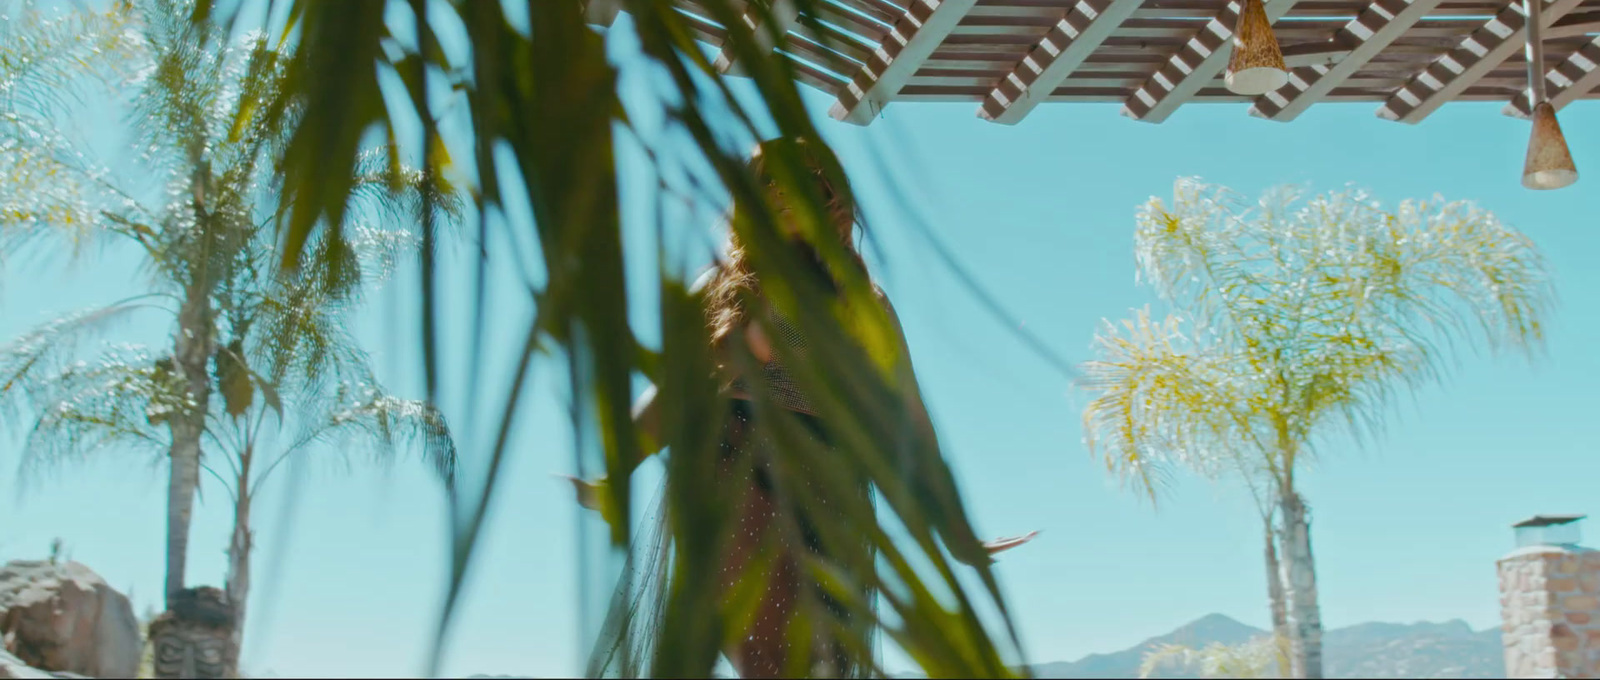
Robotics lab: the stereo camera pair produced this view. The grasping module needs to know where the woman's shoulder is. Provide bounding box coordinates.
[871,284,892,308]
[871,285,903,327]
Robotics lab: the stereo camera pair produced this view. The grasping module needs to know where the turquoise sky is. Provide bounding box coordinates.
[4,7,1599,679]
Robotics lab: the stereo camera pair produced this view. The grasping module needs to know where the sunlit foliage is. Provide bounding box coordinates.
[1140,635,1289,679]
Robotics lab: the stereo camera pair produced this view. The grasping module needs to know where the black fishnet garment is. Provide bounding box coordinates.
[729,310,819,415]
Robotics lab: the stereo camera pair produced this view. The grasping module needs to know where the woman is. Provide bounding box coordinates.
[576,137,1033,678]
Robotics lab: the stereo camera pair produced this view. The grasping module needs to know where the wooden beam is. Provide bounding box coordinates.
[830,0,978,125]
[977,0,1140,125]
[1252,0,1443,121]
[713,0,800,74]
[1548,10,1600,38]
[1376,0,1585,124]
[1121,0,1305,124]
[1505,34,1600,117]
[1280,41,1355,68]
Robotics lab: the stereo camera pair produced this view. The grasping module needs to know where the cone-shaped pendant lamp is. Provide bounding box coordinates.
[1520,0,1577,190]
[1523,101,1578,190]
[1226,0,1289,95]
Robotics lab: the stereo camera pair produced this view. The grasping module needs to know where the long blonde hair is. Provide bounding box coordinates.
[704,137,865,349]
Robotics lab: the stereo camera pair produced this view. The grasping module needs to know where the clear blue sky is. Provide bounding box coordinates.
[4,7,1599,679]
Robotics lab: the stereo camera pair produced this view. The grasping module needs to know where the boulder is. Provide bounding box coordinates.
[0,649,88,679]
[0,561,140,678]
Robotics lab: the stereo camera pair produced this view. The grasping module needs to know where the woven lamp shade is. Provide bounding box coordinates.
[1523,101,1578,190]
[1226,0,1289,95]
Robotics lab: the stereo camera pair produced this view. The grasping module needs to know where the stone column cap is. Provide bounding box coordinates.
[1512,514,1588,528]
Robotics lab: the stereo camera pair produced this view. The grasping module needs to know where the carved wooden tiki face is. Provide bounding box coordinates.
[148,587,234,679]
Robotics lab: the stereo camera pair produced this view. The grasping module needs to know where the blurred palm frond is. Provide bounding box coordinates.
[185,0,1031,676]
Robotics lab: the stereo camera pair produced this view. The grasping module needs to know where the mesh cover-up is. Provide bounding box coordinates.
[588,266,888,677]
[587,401,878,678]
[728,309,820,415]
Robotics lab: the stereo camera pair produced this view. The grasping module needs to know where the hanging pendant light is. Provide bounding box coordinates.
[1524,102,1578,190]
[1521,0,1578,190]
[1226,0,1290,95]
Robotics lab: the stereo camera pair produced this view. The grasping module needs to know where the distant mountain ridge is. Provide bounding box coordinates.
[472,614,1503,679]
[1027,614,1503,679]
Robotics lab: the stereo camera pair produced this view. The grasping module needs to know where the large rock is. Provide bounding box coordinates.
[0,560,140,678]
[0,649,88,679]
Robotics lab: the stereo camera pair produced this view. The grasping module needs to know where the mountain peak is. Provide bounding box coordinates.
[1163,613,1264,646]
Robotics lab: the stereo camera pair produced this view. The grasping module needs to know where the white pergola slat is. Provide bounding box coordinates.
[713,0,800,74]
[977,0,1142,125]
[830,0,979,125]
[1505,34,1600,116]
[1251,0,1445,121]
[1121,0,1305,123]
[633,0,1600,125]
[1377,0,1587,123]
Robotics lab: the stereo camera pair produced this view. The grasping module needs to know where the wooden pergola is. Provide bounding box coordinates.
[589,0,1600,127]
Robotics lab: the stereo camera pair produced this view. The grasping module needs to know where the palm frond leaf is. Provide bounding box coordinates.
[16,345,181,480]
[1079,307,1248,495]
[188,0,1029,677]
[1139,635,1288,679]
[0,301,160,404]
[0,0,144,253]
[283,381,457,484]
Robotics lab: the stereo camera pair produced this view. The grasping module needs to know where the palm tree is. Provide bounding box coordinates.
[0,0,264,612]
[122,355,454,678]
[1,1,457,676]
[184,0,1035,676]
[1079,178,1554,679]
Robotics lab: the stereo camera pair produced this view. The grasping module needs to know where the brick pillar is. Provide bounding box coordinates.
[1498,545,1600,678]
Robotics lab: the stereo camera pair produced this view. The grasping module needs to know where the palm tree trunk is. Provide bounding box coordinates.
[166,280,212,607]
[223,447,252,679]
[1277,490,1323,679]
[1262,517,1291,678]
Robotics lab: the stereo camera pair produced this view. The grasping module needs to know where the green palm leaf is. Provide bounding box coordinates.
[187,0,1029,676]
